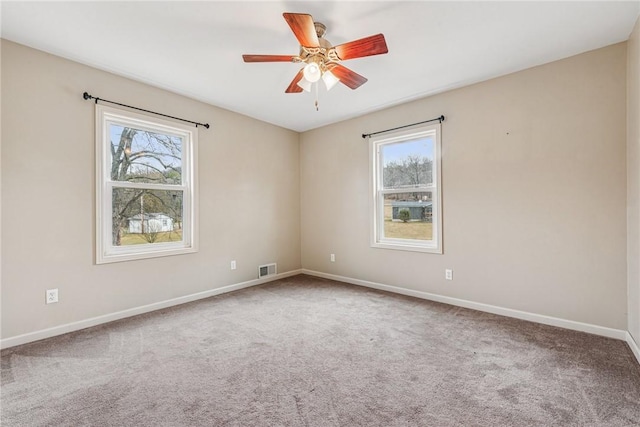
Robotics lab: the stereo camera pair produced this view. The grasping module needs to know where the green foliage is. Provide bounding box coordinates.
[398,209,411,223]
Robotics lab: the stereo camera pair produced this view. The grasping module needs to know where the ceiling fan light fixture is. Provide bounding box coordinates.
[297,77,312,92]
[303,62,321,82]
[322,70,339,91]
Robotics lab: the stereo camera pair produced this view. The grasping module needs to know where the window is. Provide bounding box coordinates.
[370,122,442,253]
[96,105,197,263]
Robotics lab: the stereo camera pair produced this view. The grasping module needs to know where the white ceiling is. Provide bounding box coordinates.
[2,1,639,132]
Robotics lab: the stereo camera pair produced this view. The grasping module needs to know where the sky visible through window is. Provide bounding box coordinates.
[110,123,182,176]
[382,136,433,165]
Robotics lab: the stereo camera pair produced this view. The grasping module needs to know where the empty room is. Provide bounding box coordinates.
[2,1,640,425]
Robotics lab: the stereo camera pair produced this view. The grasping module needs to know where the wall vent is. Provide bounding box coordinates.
[258,263,277,279]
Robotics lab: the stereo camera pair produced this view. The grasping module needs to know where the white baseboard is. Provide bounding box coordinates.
[4,268,635,363]
[302,269,628,341]
[0,269,302,350]
[627,332,640,365]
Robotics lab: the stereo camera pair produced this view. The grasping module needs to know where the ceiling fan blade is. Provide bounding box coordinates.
[327,64,368,90]
[243,55,296,63]
[285,69,304,93]
[283,13,319,47]
[333,34,388,60]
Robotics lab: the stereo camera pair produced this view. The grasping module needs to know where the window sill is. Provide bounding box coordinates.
[371,240,442,254]
[96,244,197,264]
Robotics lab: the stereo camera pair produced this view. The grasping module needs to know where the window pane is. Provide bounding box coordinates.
[382,136,433,189]
[112,188,184,246]
[110,124,182,184]
[383,192,433,241]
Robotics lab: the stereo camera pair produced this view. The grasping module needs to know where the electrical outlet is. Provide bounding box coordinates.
[445,269,453,281]
[330,253,335,262]
[230,260,237,270]
[46,289,59,304]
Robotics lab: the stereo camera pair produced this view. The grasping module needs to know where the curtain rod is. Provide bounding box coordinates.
[362,115,445,139]
[83,92,210,129]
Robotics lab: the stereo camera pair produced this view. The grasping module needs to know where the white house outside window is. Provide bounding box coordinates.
[370,122,442,253]
[96,105,198,264]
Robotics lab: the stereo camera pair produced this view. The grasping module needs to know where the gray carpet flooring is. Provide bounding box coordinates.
[2,274,640,426]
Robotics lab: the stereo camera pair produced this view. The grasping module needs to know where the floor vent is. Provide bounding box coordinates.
[258,263,277,279]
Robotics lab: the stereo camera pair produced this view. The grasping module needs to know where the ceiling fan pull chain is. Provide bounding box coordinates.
[315,82,319,111]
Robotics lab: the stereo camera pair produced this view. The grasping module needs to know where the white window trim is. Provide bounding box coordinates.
[369,122,443,254]
[95,105,198,264]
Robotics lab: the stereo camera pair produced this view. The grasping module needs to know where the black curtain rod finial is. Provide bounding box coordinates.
[83,92,99,104]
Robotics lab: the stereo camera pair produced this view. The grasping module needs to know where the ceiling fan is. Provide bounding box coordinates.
[242,12,388,107]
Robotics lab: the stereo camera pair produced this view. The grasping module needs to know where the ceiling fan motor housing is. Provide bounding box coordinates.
[314,22,327,38]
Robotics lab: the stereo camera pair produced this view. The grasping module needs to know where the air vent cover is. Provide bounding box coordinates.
[258,263,277,278]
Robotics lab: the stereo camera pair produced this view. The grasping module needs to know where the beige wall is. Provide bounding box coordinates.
[629,16,640,344]
[1,40,301,340]
[301,43,628,330]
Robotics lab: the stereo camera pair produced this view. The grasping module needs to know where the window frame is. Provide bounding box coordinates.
[95,105,198,264]
[369,122,443,254]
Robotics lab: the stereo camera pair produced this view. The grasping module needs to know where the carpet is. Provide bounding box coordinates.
[2,274,639,426]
